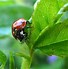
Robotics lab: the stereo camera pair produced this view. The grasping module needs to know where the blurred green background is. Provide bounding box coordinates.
[0,0,68,69]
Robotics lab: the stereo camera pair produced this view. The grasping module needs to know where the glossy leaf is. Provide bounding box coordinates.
[29,0,68,57]
[16,52,30,60]
[34,19,68,56]
[29,0,68,46]
[15,42,30,59]
[54,3,68,23]
[38,40,68,57]
[34,12,68,48]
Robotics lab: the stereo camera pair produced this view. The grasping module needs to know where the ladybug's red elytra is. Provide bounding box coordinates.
[13,18,26,29]
[12,18,30,41]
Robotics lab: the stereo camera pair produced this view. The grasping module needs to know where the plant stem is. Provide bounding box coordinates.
[21,57,32,69]
[21,48,34,69]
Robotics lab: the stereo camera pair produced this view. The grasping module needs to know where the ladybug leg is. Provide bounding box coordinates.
[26,21,30,24]
[26,26,32,28]
[26,21,32,28]
[26,19,32,24]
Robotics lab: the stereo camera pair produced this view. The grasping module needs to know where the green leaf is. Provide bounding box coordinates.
[14,43,31,69]
[33,19,68,56]
[27,0,68,56]
[34,19,68,47]
[38,40,68,57]
[33,4,68,51]
[57,11,68,23]
[30,0,68,45]
[54,3,68,23]
[0,50,7,68]
[16,52,30,60]
[15,42,30,59]
[9,52,15,69]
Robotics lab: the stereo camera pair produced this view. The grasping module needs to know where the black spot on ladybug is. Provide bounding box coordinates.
[15,29,27,41]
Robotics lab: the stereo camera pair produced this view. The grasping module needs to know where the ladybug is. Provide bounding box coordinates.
[12,18,31,41]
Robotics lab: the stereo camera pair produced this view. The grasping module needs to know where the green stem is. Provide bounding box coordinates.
[21,57,32,69]
[21,48,34,69]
